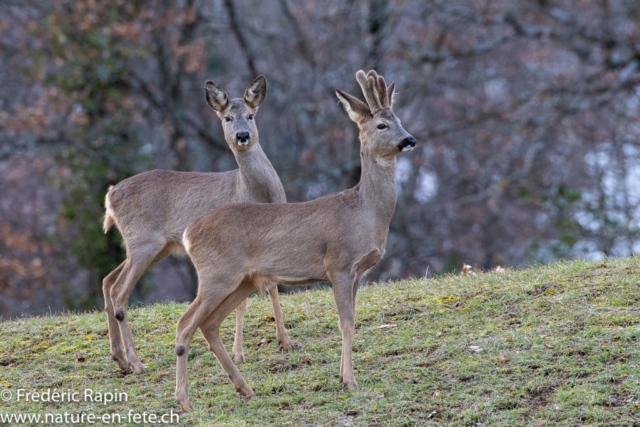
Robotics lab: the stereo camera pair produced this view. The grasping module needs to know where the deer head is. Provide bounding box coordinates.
[335,70,416,158]
[204,75,267,152]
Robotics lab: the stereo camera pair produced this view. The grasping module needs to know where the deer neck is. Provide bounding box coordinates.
[358,147,398,228]
[233,142,283,202]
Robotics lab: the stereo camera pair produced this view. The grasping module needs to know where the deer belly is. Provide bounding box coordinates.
[262,261,328,286]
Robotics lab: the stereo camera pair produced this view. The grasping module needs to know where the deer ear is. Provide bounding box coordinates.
[387,82,396,107]
[205,81,229,112]
[244,75,267,110]
[336,89,371,123]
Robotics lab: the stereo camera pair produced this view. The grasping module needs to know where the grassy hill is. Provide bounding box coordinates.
[1,258,639,426]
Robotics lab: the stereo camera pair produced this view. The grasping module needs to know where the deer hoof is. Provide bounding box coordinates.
[177,398,194,412]
[235,384,255,398]
[232,353,245,364]
[342,379,359,391]
[130,361,144,374]
[111,355,130,372]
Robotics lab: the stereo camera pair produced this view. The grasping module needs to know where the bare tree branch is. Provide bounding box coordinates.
[223,0,259,76]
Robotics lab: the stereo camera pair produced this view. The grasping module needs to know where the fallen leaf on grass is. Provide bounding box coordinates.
[498,353,505,362]
[468,345,482,352]
[266,315,275,321]
[494,266,506,273]
[76,357,86,363]
[434,391,441,398]
[377,324,397,330]
[269,360,286,372]
[543,342,554,349]
[461,264,476,275]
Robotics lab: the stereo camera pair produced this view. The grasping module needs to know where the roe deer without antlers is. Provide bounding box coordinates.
[102,76,296,374]
[175,70,416,410]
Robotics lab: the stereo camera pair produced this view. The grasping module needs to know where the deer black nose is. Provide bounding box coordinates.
[236,132,250,142]
[398,137,416,152]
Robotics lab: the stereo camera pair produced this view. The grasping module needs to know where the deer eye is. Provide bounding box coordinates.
[247,114,254,120]
[224,117,232,122]
[377,123,388,130]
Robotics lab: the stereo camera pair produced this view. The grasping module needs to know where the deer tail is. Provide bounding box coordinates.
[103,185,115,233]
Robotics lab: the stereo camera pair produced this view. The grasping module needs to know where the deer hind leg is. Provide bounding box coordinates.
[268,286,298,351]
[174,273,243,411]
[103,261,127,371]
[110,237,167,374]
[232,299,247,364]
[329,271,359,391]
[200,279,256,397]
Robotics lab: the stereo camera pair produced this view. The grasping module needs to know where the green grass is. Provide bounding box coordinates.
[1,258,640,426]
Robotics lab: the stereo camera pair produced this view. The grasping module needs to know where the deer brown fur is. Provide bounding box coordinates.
[102,76,295,374]
[174,70,416,410]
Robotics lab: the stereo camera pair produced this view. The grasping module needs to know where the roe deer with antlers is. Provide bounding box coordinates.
[102,76,296,374]
[174,70,416,410]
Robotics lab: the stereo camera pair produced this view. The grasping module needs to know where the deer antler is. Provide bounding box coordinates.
[356,70,381,111]
[376,75,390,108]
[356,70,391,111]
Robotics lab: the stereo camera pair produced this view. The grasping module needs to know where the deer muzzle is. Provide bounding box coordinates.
[398,137,416,152]
[236,131,250,146]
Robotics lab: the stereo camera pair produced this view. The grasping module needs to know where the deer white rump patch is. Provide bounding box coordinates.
[182,230,192,253]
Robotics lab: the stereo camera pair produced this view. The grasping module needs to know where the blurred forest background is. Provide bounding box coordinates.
[1,0,639,318]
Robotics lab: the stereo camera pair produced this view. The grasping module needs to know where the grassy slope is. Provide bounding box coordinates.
[1,257,639,426]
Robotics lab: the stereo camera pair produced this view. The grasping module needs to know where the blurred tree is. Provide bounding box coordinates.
[1,0,639,316]
[37,0,153,308]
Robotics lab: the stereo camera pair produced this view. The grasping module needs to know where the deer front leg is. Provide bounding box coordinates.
[330,272,358,391]
[232,299,247,364]
[268,286,298,351]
